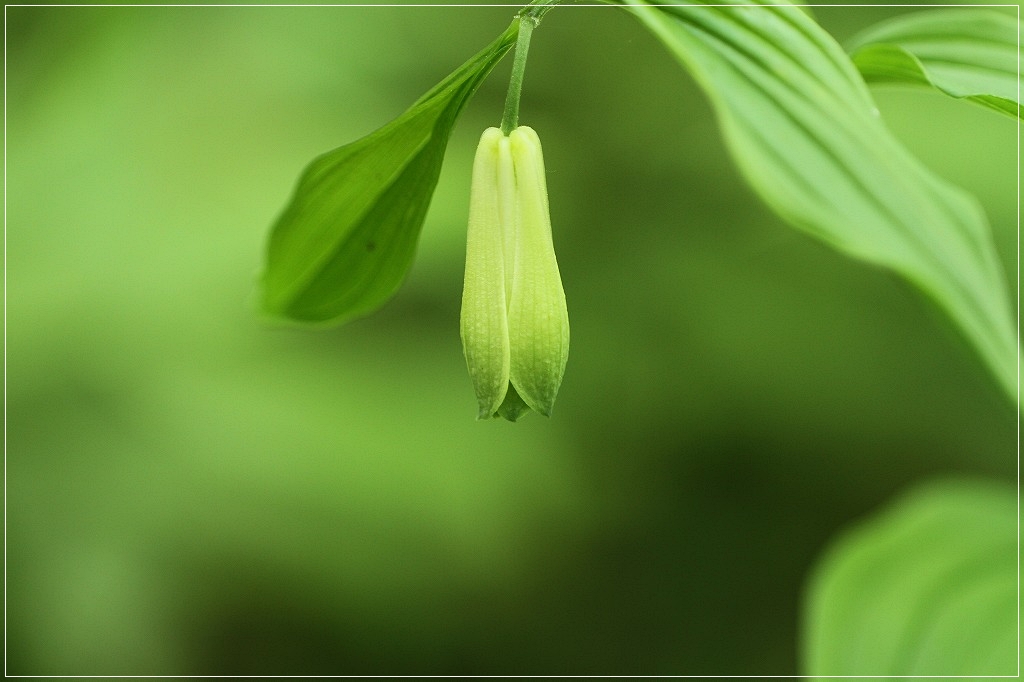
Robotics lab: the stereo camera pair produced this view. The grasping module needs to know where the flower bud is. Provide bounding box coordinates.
[460,126,569,421]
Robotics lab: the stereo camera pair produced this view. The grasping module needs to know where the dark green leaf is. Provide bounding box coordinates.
[801,479,1016,677]
[848,9,1022,120]
[261,21,518,324]
[617,0,1019,401]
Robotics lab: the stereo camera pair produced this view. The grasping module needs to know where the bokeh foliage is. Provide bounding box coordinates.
[6,3,1017,674]
[803,479,1016,676]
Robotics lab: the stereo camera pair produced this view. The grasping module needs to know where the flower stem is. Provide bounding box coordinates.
[500,16,536,136]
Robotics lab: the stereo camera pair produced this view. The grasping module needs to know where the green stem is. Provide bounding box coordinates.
[500,17,536,135]
[499,0,564,134]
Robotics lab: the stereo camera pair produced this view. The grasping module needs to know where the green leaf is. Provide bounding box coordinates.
[616,0,1019,401]
[261,21,519,324]
[801,479,1016,677]
[848,9,1022,121]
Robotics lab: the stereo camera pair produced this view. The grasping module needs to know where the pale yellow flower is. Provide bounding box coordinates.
[460,126,569,421]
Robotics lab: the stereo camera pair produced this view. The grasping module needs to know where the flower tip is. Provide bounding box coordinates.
[524,393,555,418]
[496,385,531,422]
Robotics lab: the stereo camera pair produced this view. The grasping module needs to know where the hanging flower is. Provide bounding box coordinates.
[460,126,569,421]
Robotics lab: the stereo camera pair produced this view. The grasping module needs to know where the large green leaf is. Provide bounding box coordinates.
[801,479,1016,677]
[616,0,1018,401]
[848,8,1022,121]
[261,21,518,324]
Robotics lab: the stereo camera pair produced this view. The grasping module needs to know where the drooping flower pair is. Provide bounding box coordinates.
[460,126,569,421]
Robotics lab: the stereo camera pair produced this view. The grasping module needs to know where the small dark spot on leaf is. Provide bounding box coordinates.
[366,241,376,252]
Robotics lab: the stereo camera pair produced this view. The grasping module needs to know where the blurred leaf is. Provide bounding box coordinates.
[261,20,518,324]
[801,479,1016,677]
[848,9,1022,121]
[616,0,1019,401]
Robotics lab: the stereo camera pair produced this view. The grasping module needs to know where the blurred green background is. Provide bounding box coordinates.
[6,2,1017,675]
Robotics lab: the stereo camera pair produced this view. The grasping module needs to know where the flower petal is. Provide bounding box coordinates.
[507,126,570,417]
[460,127,512,418]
